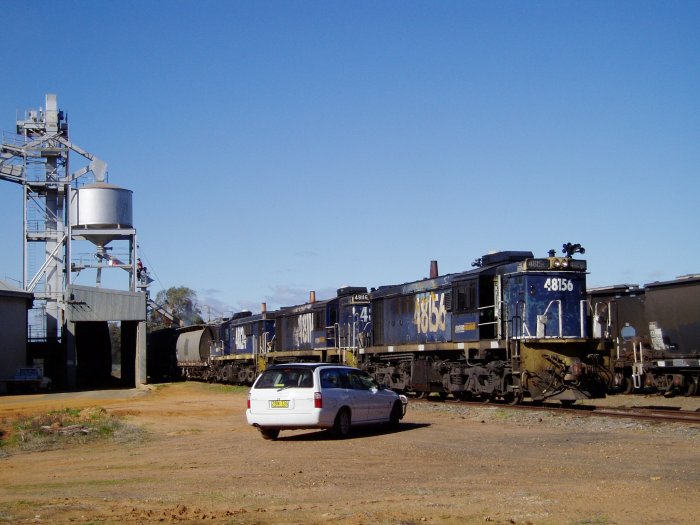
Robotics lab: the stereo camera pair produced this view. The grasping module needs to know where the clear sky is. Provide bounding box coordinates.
[1,1,698,318]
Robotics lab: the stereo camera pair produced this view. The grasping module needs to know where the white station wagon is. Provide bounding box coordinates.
[246,363,408,440]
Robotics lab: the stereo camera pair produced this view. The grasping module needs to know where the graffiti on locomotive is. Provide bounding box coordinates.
[235,326,247,351]
[293,312,313,346]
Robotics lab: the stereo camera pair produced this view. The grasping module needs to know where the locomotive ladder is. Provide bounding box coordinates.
[631,341,645,389]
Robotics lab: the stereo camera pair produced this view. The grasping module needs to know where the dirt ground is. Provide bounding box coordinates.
[1,383,699,525]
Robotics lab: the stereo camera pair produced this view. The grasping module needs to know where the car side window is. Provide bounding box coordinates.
[348,370,372,390]
[320,369,342,389]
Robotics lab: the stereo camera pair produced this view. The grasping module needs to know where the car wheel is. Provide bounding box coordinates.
[331,408,351,439]
[259,428,280,440]
[389,401,403,428]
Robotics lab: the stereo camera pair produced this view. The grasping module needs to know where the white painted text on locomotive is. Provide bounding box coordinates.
[356,306,370,323]
[544,278,574,292]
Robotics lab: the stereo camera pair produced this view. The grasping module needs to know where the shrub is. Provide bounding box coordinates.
[0,407,145,455]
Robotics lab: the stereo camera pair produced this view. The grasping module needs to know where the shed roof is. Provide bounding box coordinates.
[0,280,33,301]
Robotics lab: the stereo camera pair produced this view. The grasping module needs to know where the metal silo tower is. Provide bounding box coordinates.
[1,95,144,385]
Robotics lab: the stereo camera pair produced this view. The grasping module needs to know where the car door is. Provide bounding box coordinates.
[344,370,371,423]
[319,367,351,422]
[361,372,394,421]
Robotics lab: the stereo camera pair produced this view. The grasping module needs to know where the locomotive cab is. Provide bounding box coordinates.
[501,254,609,402]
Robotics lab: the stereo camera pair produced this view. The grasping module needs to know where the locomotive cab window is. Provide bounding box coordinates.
[313,311,325,330]
[454,281,477,313]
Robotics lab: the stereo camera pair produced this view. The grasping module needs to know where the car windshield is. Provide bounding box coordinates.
[255,368,314,389]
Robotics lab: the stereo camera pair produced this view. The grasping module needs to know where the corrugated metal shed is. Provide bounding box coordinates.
[64,285,146,322]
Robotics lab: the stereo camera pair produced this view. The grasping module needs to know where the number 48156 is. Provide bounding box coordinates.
[544,278,574,292]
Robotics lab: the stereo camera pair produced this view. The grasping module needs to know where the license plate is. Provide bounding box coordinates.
[270,400,289,409]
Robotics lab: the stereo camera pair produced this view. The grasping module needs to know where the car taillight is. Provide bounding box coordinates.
[247,393,251,409]
[314,392,322,408]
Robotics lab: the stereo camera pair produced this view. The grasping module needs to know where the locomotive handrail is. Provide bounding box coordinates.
[260,331,270,355]
[579,300,587,338]
[476,303,498,327]
[512,301,525,339]
[498,300,507,341]
[508,316,522,359]
[632,341,645,389]
[591,300,612,340]
[537,300,562,337]
[266,333,276,353]
[332,322,340,349]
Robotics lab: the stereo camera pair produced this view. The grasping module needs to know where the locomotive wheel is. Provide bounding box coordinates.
[505,391,523,405]
[503,376,522,405]
[623,377,635,395]
[684,381,697,397]
[415,391,427,399]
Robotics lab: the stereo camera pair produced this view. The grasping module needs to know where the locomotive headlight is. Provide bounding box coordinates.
[553,259,562,268]
[561,259,569,268]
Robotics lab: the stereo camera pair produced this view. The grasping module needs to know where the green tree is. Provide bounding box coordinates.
[149,286,204,329]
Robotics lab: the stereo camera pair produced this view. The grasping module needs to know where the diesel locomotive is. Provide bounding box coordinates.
[359,247,610,404]
[177,287,371,386]
[174,243,612,404]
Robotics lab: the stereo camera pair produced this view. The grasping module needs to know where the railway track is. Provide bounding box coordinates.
[414,398,700,424]
[584,405,700,424]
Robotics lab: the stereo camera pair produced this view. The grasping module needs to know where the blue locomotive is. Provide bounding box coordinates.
[272,287,371,361]
[359,247,609,404]
[180,287,372,383]
[210,309,276,384]
[175,244,611,404]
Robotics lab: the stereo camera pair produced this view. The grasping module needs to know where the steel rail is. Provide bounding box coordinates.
[413,398,700,425]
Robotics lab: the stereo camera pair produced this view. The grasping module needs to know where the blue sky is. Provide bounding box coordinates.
[1,1,698,318]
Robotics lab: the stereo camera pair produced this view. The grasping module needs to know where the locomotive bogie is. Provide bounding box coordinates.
[516,340,610,401]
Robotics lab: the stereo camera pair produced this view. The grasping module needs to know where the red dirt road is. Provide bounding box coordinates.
[1,382,699,524]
